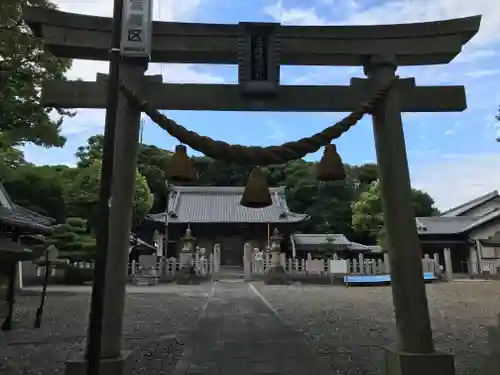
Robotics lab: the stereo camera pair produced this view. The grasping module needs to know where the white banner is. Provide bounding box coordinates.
[120,0,153,58]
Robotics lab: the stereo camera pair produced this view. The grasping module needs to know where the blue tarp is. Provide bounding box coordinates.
[344,272,437,285]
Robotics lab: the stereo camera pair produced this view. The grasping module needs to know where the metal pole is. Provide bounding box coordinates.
[85,0,124,373]
[34,258,51,328]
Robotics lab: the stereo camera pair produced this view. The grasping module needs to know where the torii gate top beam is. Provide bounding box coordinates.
[24,7,480,66]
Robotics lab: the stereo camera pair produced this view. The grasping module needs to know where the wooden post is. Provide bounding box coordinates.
[365,54,434,354]
[100,59,146,359]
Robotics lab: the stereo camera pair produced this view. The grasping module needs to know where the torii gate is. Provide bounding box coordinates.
[25,6,480,375]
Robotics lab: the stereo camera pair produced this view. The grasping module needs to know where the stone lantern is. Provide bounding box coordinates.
[264,228,289,285]
[176,226,200,285]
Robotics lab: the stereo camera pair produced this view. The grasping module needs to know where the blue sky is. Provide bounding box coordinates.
[23,0,500,210]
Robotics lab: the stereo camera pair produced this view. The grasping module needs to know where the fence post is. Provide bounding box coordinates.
[433,253,440,275]
[213,244,220,281]
[279,253,286,268]
[358,253,364,274]
[383,253,390,274]
[209,253,214,275]
[172,258,177,278]
[243,243,252,281]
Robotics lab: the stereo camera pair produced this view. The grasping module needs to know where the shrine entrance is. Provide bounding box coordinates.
[25,5,481,375]
[219,237,245,267]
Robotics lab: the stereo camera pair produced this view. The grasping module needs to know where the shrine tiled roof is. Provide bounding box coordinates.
[147,185,309,224]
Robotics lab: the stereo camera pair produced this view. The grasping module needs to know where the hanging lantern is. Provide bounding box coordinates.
[165,144,196,182]
[240,167,273,208]
[316,144,345,182]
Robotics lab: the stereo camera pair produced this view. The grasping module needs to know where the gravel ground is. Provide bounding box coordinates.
[0,284,212,375]
[254,280,500,375]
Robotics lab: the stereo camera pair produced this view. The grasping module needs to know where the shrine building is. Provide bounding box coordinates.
[141,185,308,266]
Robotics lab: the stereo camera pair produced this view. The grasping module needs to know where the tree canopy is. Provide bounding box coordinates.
[0,0,73,148]
[1,132,440,247]
[351,180,439,246]
[64,159,153,233]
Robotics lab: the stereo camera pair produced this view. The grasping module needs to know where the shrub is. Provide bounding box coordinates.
[62,264,94,285]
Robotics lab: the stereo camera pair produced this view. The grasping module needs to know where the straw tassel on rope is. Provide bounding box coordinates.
[241,167,273,208]
[165,144,197,182]
[316,144,345,182]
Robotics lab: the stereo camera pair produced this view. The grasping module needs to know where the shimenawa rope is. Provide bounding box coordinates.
[119,77,398,166]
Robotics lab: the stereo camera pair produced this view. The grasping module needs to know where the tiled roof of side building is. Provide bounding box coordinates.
[293,234,379,252]
[417,209,500,235]
[147,185,309,224]
[293,234,352,246]
[440,190,499,217]
[416,216,479,235]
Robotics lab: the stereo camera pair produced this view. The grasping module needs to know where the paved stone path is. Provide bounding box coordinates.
[173,281,330,375]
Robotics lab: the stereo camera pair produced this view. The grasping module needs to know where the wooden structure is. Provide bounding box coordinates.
[25,6,481,375]
[0,183,54,330]
[417,190,500,277]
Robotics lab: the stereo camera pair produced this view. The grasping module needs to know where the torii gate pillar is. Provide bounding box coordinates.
[366,54,454,375]
[65,58,147,375]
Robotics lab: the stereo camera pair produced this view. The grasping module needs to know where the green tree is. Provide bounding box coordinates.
[0,142,26,180]
[75,135,104,168]
[76,134,171,213]
[3,163,68,221]
[352,180,439,246]
[47,217,96,260]
[280,160,355,236]
[317,235,337,259]
[351,181,384,243]
[63,160,154,232]
[0,0,73,148]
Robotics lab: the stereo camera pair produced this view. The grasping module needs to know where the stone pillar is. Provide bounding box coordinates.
[365,54,453,374]
[443,247,453,281]
[100,59,146,360]
[213,244,220,281]
[383,253,390,274]
[66,59,146,375]
[243,243,252,281]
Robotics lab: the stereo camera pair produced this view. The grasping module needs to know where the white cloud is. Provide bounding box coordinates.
[265,120,286,141]
[411,153,500,211]
[465,70,500,79]
[53,0,200,20]
[454,48,498,64]
[263,0,325,25]
[264,0,500,47]
[443,123,461,136]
